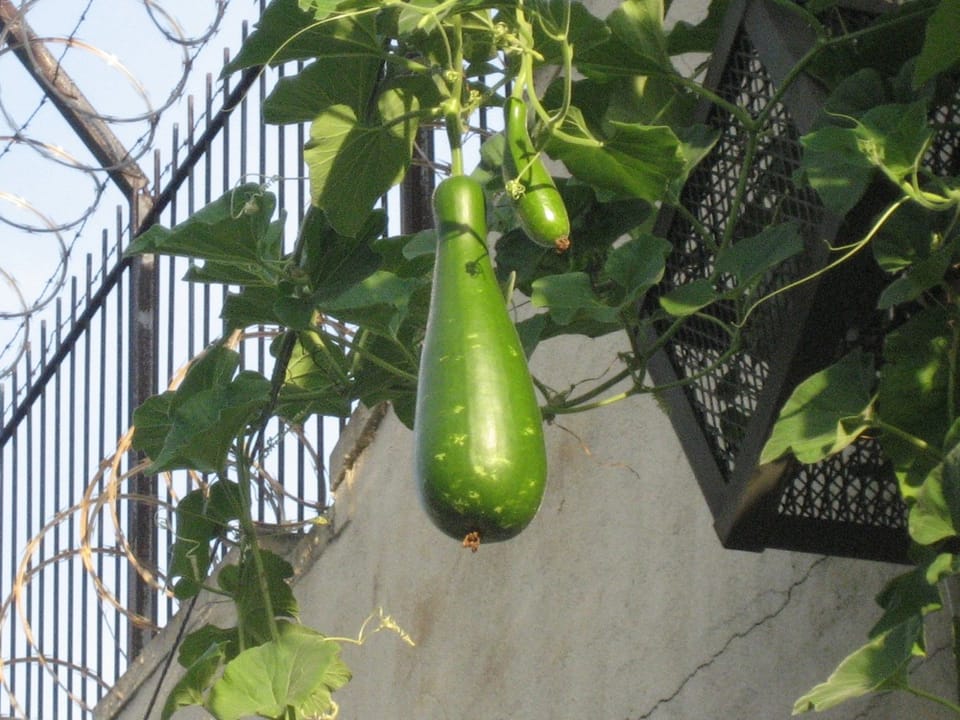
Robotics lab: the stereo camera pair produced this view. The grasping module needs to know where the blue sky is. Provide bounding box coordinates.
[0,0,264,372]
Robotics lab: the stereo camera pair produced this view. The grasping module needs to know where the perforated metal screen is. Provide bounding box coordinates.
[643,2,918,562]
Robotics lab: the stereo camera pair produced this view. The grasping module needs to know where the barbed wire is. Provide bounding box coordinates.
[0,0,231,381]
[0,330,330,719]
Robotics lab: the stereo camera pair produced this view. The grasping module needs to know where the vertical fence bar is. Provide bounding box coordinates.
[127,232,159,660]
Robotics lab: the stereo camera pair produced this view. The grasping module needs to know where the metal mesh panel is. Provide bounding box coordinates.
[655,26,824,478]
[779,439,903,526]
[649,17,912,551]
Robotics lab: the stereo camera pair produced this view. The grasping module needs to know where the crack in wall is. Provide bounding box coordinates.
[634,555,831,719]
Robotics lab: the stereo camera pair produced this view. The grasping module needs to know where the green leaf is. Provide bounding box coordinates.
[531,272,622,326]
[304,86,419,236]
[530,0,611,65]
[818,68,888,124]
[127,185,281,270]
[263,55,381,124]
[760,350,875,465]
[547,111,684,202]
[298,206,385,301]
[167,480,242,599]
[872,201,948,273]
[855,102,934,187]
[667,0,732,55]
[224,0,380,72]
[576,0,674,78]
[603,233,671,304]
[715,222,804,288]
[878,306,954,491]
[658,278,717,317]
[206,622,350,720]
[870,563,943,638]
[792,616,923,713]
[319,270,425,336]
[913,0,960,87]
[179,625,241,668]
[277,330,353,421]
[162,642,227,720]
[226,549,299,647]
[669,124,720,198]
[132,347,272,474]
[298,0,344,21]
[798,125,875,215]
[221,285,287,329]
[876,236,956,309]
[910,443,960,545]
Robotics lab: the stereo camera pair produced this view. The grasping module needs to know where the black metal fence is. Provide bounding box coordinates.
[0,10,357,718]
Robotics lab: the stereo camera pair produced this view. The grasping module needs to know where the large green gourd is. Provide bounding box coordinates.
[414,175,547,545]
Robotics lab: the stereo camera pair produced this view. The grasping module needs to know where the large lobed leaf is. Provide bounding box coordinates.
[793,615,924,713]
[206,622,351,720]
[304,85,420,237]
[132,346,271,474]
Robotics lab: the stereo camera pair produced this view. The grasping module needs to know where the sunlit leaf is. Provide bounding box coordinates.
[263,55,381,124]
[793,616,922,713]
[576,0,674,77]
[855,102,933,187]
[870,563,943,638]
[127,184,280,270]
[305,86,419,236]
[319,270,426,336]
[658,278,717,317]
[546,108,685,201]
[206,622,350,720]
[224,0,380,72]
[910,444,960,545]
[760,350,875,465]
[277,330,354,420]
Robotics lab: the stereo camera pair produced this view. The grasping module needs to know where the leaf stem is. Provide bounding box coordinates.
[903,683,960,715]
[322,329,419,383]
[876,421,946,464]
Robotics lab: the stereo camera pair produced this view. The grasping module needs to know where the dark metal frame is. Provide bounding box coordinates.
[643,0,914,563]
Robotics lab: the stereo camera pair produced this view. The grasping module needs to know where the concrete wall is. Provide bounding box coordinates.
[96,331,955,720]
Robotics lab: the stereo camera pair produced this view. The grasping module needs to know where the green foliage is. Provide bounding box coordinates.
[759,350,874,466]
[757,2,960,710]
[206,622,351,720]
[792,616,924,713]
[131,347,271,474]
[121,0,960,716]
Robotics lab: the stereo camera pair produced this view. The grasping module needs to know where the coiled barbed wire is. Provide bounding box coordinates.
[0,0,230,381]
[0,330,331,719]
